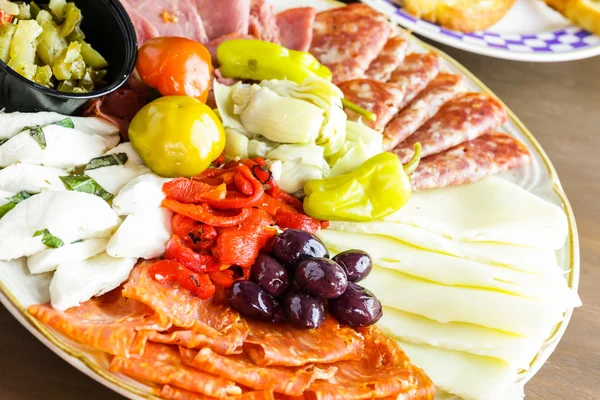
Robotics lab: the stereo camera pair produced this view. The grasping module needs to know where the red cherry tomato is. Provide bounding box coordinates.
[136,37,212,103]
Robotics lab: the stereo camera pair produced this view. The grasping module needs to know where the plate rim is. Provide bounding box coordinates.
[0,1,581,398]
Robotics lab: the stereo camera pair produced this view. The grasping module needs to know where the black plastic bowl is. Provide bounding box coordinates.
[0,0,137,115]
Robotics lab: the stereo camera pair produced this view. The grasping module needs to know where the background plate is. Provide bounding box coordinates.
[362,0,600,62]
[0,0,580,399]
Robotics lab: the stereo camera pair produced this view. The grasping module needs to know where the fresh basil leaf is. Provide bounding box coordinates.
[0,191,34,219]
[84,153,128,171]
[60,174,114,201]
[71,239,83,244]
[23,125,46,149]
[0,138,8,146]
[53,118,75,129]
[33,229,64,248]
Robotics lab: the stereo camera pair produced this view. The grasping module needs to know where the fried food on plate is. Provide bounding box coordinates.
[543,0,600,36]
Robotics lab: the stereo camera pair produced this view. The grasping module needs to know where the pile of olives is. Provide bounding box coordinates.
[229,229,383,329]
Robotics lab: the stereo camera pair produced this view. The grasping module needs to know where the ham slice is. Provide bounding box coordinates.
[249,0,280,43]
[28,288,170,358]
[120,0,160,45]
[158,385,275,400]
[243,316,364,367]
[197,0,252,40]
[390,52,442,108]
[276,7,316,52]
[365,34,411,82]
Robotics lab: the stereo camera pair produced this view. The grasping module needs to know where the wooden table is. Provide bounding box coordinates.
[0,43,599,400]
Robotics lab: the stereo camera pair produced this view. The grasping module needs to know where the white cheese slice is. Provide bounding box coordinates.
[0,163,67,193]
[397,341,524,400]
[27,238,108,274]
[86,164,151,196]
[0,125,118,169]
[0,191,121,260]
[378,308,540,368]
[105,142,144,165]
[49,252,136,311]
[386,177,568,250]
[106,208,172,259]
[112,173,170,216]
[0,112,118,139]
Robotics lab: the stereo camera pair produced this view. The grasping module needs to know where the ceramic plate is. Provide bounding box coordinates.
[0,0,580,399]
[362,0,600,62]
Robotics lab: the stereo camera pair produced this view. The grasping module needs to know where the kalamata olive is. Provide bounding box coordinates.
[229,281,276,321]
[271,300,286,323]
[295,258,348,299]
[271,229,329,268]
[329,283,382,327]
[332,250,373,282]
[282,290,325,329]
[251,253,290,297]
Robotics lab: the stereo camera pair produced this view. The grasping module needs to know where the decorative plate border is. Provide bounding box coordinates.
[363,0,600,62]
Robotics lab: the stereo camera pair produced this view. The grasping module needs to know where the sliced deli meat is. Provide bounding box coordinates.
[410,133,532,191]
[389,52,442,109]
[276,7,316,52]
[339,79,406,132]
[394,92,507,164]
[158,385,274,400]
[383,73,467,151]
[249,0,280,43]
[365,34,411,82]
[120,0,160,45]
[197,0,252,40]
[311,4,395,83]
[149,325,247,355]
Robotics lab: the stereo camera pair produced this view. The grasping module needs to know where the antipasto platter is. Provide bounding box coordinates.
[0,0,580,399]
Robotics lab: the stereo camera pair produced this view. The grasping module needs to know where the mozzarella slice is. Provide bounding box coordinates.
[386,177,568,250]
[85,164,151,196]
[112,173,170,215]
[107,208,172,259]
[397,341,524,400]
[27,238,108,274]
[0,190,15,207]
[0,112,118,139]
[0,163,67,193]
[0,191,121,260]
[49,252,136,311]
[105,142,144,165]
[0,125,118,169]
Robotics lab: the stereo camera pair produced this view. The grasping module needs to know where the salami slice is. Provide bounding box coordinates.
[109,343,242,397]
[123,262,248,344]
[305,327,435,400]
[365,34,410,82]
[149,324,247,355]
[383,73,466,151]
[159,385,275,400]
[180,347,335,395]
[389,52,441,108]
[394,92,507,164]
[410,132,532,191]
[244,316,364,367]
[311,4,395,83]
[339,79,406,132]
[28,288,170,358]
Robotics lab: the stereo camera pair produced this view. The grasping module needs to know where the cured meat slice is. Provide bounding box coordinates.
[410,133,532,191]
[383,73,466,151]
[28,288,170,358]
[180,347,335,396]
[120,0,160,45]
[305,327,435,400]
[249,0,281,43]
[159,385,275,400]
[365,34,411,82]
[122,262,248,344]
[339,79,405,132]
[243,316,364,367]
[394,92,507,163]
[390,52,441,108]
[276,8,316,52]
[311,4,395,83]
[110,343,242,397]
[197,0,252,41]
[149,324,246,355]
[125,0,208,43]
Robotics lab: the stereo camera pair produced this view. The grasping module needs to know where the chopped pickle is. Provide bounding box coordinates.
[33,64,52,86]
[0,0,19,15]
[17,2,31,19]
[59,2,80,37]
[0,23,16,63]
[65,24,83,42]
[80,41,107,68]
[8,19,41,78]
[80,67,93,91]
[52,40,80,80]
[36,19,66,65]
[34,8,51,23]
[29,0,40,18]
[47,0,65,19]
[56,78,74,91]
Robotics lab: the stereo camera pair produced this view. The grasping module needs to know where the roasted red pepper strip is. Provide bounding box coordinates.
[275,212,322,234]
[171,214,199,239]
[209,270,235,288]
[149,260,216,299]
[163,178,215,203]
[273,190,304,212]
[234,172,254,196]
[206,165,264,209]
[165,235,221,273]
[257,193,299,217]
[162,199,252,227]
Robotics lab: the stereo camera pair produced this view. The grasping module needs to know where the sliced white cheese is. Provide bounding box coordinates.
[0,191,121,260]
[0,163,67,193]
[0,125,118,169]
[49,252,136,311]
[27,238,108,274]
[0,112,118,139]
[105,142,144,165]
[397,341,524,400]
[85,164,151,196]
[112,173,170,216]
[386,177,568,250]
[0,190,15,207]
[378,308,540,368]
[361,266,574,337]
[106,208,172,259]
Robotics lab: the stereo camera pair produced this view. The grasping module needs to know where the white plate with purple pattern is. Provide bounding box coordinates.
[362,0,600,62]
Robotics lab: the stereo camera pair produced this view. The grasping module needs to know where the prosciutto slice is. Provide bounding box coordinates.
[276,8,316,52]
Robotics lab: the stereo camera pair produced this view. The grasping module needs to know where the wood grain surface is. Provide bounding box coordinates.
[0,42,599,400]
